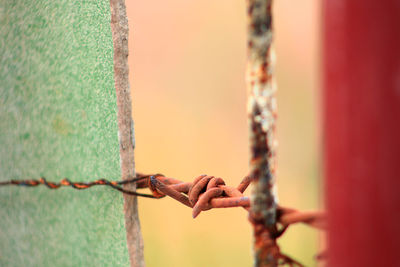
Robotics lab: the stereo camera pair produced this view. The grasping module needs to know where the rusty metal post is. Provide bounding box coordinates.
[246,0,279,266]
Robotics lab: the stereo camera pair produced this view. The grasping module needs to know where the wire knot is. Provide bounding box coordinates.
[1,173,326,265]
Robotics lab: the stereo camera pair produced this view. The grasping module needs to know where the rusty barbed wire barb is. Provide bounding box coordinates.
[138,174,326,233]
[0,173,325,230]
[0,172,325,265]
[277,207,326,230]
[142,173,324,266]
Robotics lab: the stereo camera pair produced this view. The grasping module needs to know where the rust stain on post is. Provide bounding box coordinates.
[109,0,145,266]
[246,0,279,266]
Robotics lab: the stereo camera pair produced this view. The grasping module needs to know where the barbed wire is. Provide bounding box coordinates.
[0,174,157,198]
[0,172,326,266]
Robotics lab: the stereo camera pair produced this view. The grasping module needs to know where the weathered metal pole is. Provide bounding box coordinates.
[110,1,145,266]
[246,0,279,266]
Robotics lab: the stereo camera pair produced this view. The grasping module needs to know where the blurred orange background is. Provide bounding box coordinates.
[127,0,321,266]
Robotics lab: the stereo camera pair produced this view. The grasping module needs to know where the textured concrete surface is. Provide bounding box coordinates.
[0,1,130,266]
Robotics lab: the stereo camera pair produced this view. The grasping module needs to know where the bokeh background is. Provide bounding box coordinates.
[127,0,322,266]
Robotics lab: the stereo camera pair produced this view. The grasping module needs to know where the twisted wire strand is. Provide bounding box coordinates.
[0,172,325,266]
[0,173,325,230]
[145,174,324,267]
[0,175,157,198]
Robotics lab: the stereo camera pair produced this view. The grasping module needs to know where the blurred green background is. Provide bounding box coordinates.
[128,0,322,266]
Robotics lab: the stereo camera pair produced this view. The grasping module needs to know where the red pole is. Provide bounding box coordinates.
[323,1,400,266]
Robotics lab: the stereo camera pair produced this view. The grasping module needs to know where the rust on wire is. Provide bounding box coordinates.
[0,174,157,198]
[1,172,325,265]
[0,173,325,230]
[139,174,324,266]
